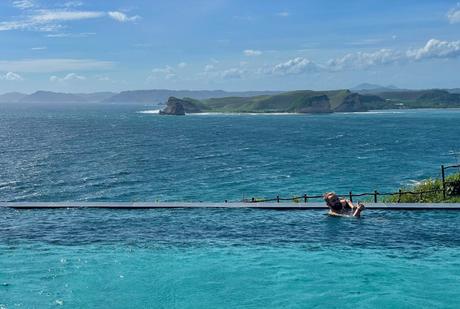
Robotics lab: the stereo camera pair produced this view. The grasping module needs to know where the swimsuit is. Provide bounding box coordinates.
[330,200,351,213]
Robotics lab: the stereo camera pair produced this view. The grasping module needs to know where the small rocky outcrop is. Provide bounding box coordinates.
[159,97,186,115]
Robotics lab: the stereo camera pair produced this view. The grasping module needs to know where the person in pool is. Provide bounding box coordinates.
[324,192,365,217]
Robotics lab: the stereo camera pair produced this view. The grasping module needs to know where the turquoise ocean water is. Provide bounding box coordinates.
[1,104,460,307]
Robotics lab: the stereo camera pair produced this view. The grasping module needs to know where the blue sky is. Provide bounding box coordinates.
[1,0,460,93]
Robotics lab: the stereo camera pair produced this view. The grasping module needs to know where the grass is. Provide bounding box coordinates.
[383,172,460,203]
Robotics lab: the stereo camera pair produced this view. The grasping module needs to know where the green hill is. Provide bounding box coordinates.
[375,89,460,108]
[180,89,386,114]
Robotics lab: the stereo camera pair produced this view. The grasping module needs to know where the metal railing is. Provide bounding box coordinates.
[244,164,460,204]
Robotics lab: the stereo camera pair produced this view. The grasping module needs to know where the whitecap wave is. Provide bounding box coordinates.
[137,110,160,114]
[189,112,299,116]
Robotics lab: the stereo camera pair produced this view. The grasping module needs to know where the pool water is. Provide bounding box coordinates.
[1,208,459,308]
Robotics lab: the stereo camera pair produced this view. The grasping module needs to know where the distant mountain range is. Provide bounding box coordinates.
[0,89,281,104]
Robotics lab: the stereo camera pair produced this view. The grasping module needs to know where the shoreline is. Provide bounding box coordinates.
[138,107,460,115]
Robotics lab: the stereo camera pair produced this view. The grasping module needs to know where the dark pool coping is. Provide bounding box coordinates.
[1,202,460,210]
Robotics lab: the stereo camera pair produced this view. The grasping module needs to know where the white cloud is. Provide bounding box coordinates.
[220,68,246,79]
[108,11,140,23]
[447,5,460,24]
[0,72,23,81]
[150,66,177,80]
[62,1,83,7]
[323,38,460,71]
[177,62,187,68]
[12,0,35,9]
[276,11,290,17]
[406,38,460,60]
[50,72,86,82]
[31,46,47,50]
[243,49,262,56]
[31,10,105,22]
[0,9,104,32]
[46,32,96,38]
[327,49,403,70]
[271,57,318,75]
[2,3,141,33]
[0,58,114,73]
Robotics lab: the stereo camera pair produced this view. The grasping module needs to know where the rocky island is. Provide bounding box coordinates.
[159,97,187,115]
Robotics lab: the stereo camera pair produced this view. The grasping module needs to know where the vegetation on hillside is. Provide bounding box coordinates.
[180,89,386,113]
[176,88,460,114]
[383,172,460,203]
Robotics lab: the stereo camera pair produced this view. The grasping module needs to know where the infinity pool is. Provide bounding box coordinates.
[1,208,459,308]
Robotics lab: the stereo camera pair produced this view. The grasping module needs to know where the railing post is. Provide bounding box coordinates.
[277,195,280,203]
[304,194,307,203]
[349,191,353,202]
[374,190,378,203]
[398,189,402,203]
[441,165,446,200]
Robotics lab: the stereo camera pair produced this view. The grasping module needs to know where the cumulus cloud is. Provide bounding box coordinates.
[177,62,187,68]
[108,11,140,23]
[243,49,262,56]
[0,72,23,81]
[270,57,318,75]
[447,6,460,24]
[327,49,403,71]
[323,38,460,71]
[406,38,460,60]
[50,72,86,82]
[0,58,113,73]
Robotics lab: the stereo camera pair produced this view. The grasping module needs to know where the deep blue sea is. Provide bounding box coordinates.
[1,103,460,308]
[1,104,459,202]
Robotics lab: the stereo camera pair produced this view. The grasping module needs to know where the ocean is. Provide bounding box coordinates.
[1,104,459,202]
[1,103,460,308]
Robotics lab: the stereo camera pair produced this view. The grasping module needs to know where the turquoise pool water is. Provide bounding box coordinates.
[1,208,459,308]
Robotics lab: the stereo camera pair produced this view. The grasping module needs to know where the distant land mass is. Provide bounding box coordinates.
[0,89,280,104]
[164,90,386,114]
[1,86,460,113]
[351,83,401,94]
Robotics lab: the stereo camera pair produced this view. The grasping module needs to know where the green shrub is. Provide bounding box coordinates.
[383,172,460,203]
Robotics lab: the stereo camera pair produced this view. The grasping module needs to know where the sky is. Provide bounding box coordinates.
[1,0,460,93]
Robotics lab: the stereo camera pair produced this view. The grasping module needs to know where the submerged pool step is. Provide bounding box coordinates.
[1,202,460,210]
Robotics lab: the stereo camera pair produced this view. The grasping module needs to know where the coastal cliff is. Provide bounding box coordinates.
[159,97,186,115]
